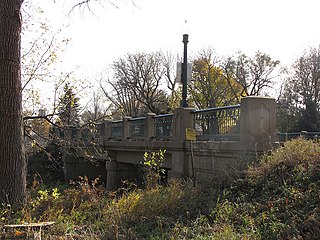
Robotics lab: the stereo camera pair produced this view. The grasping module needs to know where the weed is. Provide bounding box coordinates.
[1,138,320,239]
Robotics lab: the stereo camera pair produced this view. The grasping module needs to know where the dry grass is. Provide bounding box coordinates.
[1,138,320,239]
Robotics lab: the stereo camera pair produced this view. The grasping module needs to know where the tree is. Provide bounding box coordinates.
[21,2,70,114]
[57,83,81,126]
[189,49,243,109]
[24,111,52,153]
[0,0,121,207]
[224,51,280,97]
[81,91,111,123]
[0,0,26,206]
[103,52,170,117]
[278,47,320,132]
[162,51,181,111]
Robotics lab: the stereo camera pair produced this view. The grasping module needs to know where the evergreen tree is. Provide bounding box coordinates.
[58,83,81,126]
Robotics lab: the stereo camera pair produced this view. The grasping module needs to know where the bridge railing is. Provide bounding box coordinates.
[98,97,276,145]
[154,113,173,140]
[129,117,146,140]
[52,122,104,146]
[192,105,240,141]
[277,131,320,142]
[110,120,123,140]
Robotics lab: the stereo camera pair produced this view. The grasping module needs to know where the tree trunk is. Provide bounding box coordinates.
[0,0,26,206]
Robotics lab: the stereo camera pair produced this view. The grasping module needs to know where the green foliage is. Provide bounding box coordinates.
[142,149,166,189]
[143,149,166,172]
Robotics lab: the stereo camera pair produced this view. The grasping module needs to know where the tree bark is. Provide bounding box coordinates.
[0,0,26,206]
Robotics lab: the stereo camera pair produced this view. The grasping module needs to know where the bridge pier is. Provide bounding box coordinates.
[106,158,142,191]
[63,151,107,182]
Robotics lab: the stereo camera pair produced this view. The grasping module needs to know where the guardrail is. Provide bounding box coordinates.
[192,105,240,141]
[54,106,241,143]
[154,113,173,140]
[110,120,123,140]
[52,97,276,146]
[277,131,320,142]
[129,117,146,139]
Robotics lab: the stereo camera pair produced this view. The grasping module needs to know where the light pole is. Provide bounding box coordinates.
[180,34,189,108]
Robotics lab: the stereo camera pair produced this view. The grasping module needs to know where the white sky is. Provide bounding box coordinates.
[34,0,320,78]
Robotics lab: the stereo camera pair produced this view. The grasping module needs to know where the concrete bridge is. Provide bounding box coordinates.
[57,96,276,190]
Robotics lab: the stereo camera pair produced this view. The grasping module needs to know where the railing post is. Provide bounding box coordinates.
[169,107,195,179]
[123,116,131,140]
[145,113,156,140]
[102,120,112,142]
[173,107,195,141]
[240,96,276,150]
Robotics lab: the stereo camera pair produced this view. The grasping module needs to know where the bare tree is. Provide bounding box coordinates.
[100,76,142,118]
[223,51,280,97]
[21,2,70,114]
[81,91,111,123]
[102,52,169,117]
[162,51,181,111]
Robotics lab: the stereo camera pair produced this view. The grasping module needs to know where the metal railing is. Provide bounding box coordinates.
[92,123,103,144]
[110,120,123,140]
[192,105,241,141]
[154,113,173,140]
[129,117,146,139]
[277,131,320,142]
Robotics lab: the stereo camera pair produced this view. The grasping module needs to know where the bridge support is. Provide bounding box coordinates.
[63,152,107,182]
[106,159,141,191]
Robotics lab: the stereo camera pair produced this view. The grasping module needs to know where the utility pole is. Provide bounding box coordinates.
[180,34,189,108]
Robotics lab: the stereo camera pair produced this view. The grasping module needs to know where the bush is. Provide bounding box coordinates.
[2,138,320,239]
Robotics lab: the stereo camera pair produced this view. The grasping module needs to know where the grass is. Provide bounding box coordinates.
[1,138,320,239]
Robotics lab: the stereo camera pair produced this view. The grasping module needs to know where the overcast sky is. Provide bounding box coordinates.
[34,0,320,77]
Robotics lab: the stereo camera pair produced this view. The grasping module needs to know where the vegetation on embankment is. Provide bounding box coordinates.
[1,138,320,239]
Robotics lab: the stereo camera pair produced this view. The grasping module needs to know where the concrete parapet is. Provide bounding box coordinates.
[240,96,276,151]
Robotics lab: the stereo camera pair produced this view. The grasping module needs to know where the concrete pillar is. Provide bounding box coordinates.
[170,107,195,178]
[106,160,141,191]
[145,113,156,140]
[106,161,119,191]
[173,107,195,142]
[123,117,131,140]
[240,96,276,151]
[102,120,112,143]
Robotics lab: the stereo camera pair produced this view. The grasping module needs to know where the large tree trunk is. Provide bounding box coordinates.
[0,0,26,206]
